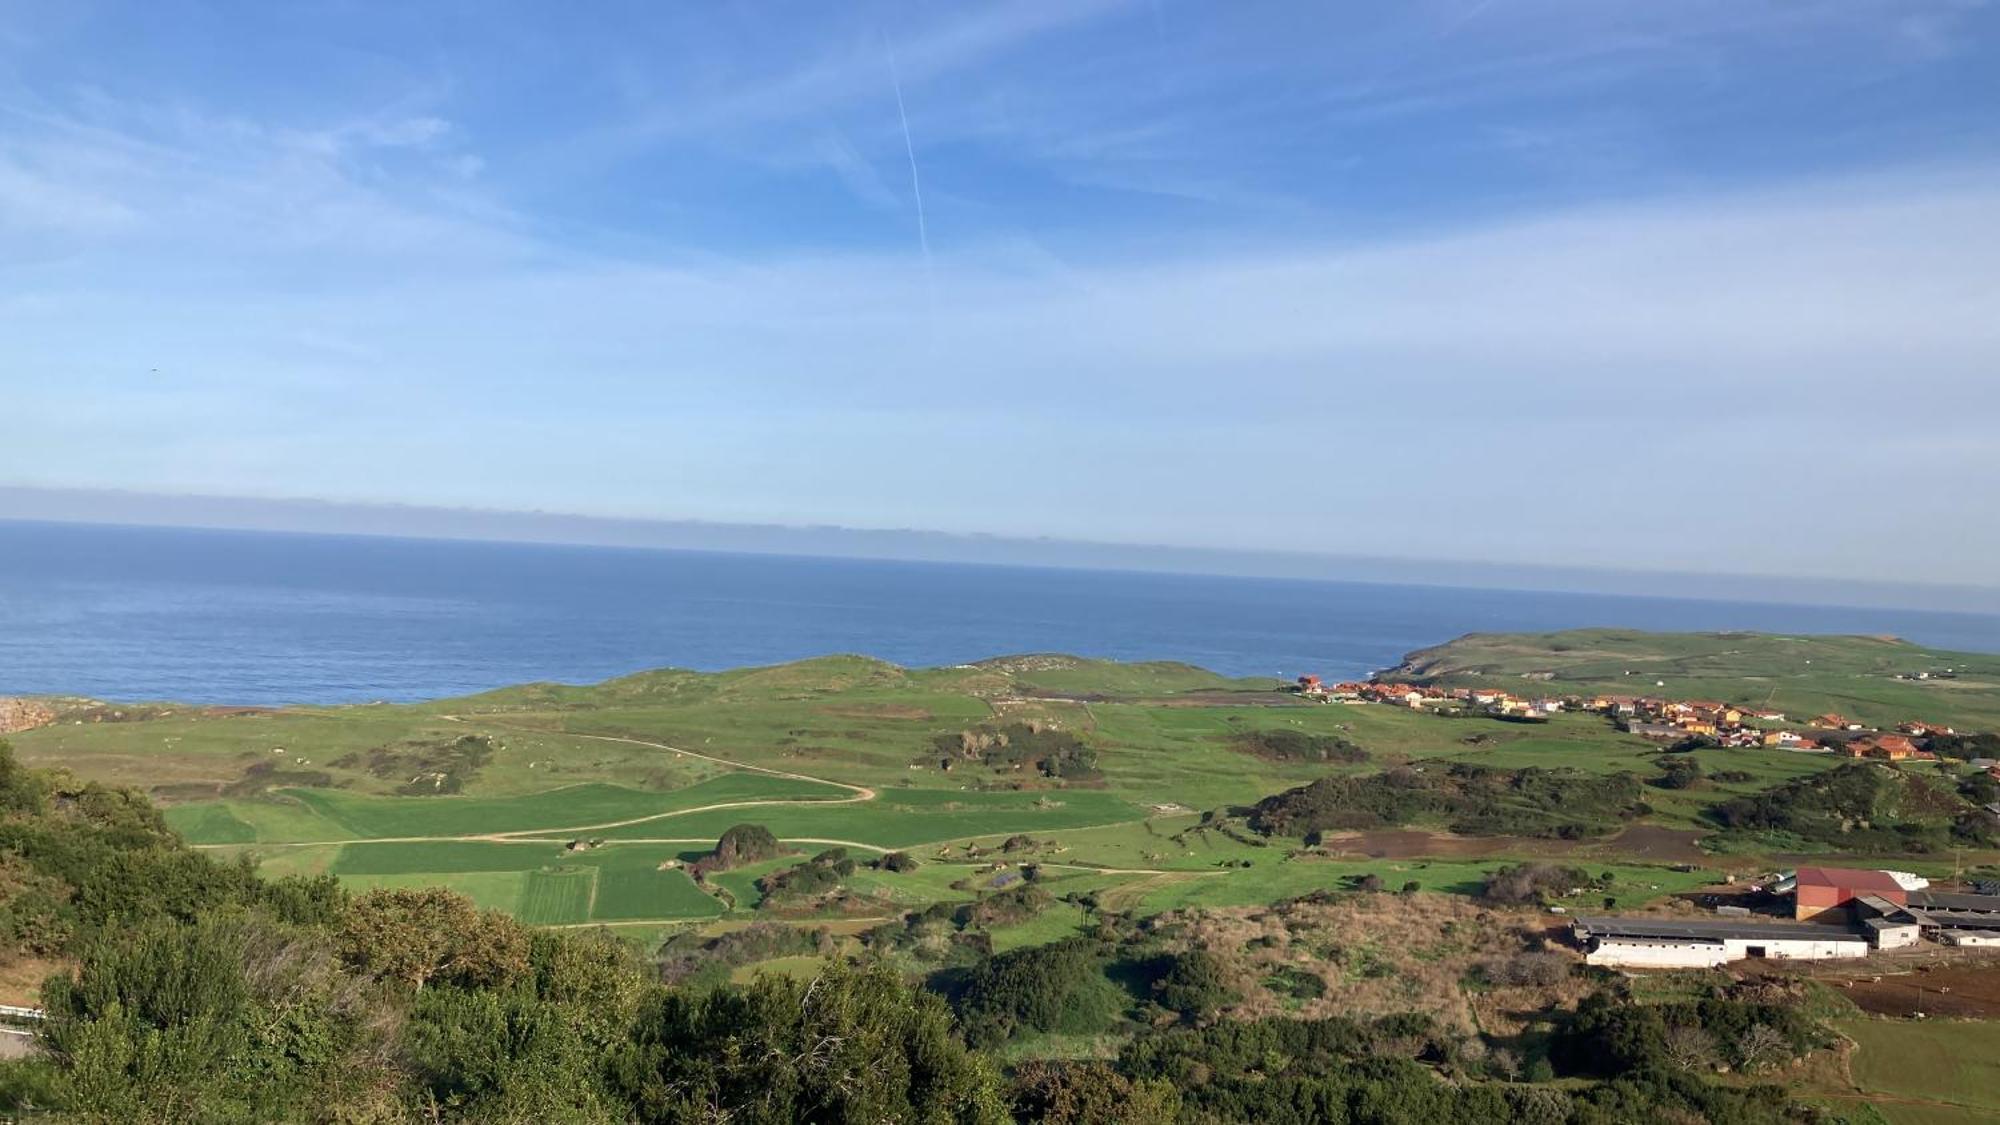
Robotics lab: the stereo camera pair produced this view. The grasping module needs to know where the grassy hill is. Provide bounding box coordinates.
[1386,628,2000,730]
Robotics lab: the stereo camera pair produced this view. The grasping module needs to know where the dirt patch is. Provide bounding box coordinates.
[1312,829,1548,860]
[1811,957,2000,1019]
[0,955,67,1007]
[1587,825,1708,864]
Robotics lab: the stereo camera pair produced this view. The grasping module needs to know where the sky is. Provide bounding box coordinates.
[3,1,1999,589]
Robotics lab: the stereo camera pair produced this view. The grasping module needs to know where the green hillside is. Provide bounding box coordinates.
[4,636,2000,1121]
[1387,628,2000,729]
[8,635,2000,938]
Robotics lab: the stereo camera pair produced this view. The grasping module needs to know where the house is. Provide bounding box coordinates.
[1842,734,1928,761]
[1784,867,1910,920]
[1899,720,1955,737]
[1623,721,1687,741]
[1670,701,1742,726]
[1573,916,1870,968]
[1810,713,1849,730]
[1296,674,1325,697]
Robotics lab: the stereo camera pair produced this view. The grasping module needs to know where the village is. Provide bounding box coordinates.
[1294,673,1976,764]
[1285,674,2000,972]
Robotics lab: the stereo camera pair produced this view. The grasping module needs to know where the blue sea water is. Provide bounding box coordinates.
[2,520,1998,706]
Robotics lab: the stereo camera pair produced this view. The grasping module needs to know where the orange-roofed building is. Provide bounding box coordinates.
[1791,867,1908,920]
[1844,734,1924,761]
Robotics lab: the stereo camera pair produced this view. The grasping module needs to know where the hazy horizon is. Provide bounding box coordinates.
[8,484,2000,618]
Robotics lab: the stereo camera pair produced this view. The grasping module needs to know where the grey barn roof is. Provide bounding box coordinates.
[1575,916,1870,943]
[1903,907,2000,932]
[1908,890,2000,913]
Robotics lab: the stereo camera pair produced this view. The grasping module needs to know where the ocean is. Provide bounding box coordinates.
[3,520,1998,706]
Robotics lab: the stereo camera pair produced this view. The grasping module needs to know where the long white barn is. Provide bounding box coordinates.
[1574,916,1872,968]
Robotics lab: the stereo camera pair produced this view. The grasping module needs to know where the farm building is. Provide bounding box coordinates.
[1622,721,1686,741]
[1898,889,2000,946]
[1781,867,1910,920]
[1574,917,1870,968]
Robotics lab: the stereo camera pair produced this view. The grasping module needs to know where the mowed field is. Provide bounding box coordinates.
[167,771,853,845]
[321,840,726,925]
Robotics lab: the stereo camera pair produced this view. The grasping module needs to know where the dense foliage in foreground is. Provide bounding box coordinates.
[0,741,1863,1122]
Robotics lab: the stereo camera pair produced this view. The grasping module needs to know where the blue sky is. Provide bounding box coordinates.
[3,1,1999,587]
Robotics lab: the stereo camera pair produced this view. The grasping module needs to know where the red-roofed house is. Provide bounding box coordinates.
[1842,734,1927,761]
[1791,867,1909,920]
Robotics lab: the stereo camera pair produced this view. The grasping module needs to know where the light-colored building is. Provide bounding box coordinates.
[1574,916,1871,968]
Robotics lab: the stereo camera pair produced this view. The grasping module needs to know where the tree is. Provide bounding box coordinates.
[1661,1024,1718,1073]
[337,887,528,992]
[1735,1023,1792,1073]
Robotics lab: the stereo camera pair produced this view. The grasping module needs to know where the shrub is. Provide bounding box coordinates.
[1249,761,1647,839]
[1153,950,1237,1020]
[688,824,784,879]
[1226,729,1370,764]
[951,938,1124,1047]
[1481,863,1589,906]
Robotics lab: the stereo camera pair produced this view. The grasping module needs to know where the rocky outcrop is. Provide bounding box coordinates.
[0,699,57,735]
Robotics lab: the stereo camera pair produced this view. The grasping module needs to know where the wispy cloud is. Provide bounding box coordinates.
[4,1,1999,586]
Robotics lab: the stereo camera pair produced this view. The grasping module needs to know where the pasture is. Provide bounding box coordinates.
[1826,1017,2000,1122]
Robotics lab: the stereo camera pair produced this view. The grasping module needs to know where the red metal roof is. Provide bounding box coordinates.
[1793,867,1905,894]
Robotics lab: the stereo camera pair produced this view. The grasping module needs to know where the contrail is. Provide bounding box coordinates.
[884,38,932,278]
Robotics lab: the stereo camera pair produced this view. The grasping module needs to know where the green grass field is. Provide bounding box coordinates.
[169,771,850,844]
[518,867,596,924]
[593,787,1141,849]
[1833,1018,2000,1121]
[15,634,2000,940]
[590,866,722,921]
